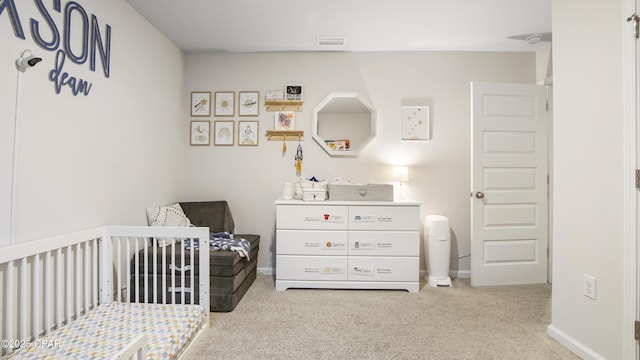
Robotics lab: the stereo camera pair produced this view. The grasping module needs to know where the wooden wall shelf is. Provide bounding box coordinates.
[266,130,304,141]
[265,100,303,112]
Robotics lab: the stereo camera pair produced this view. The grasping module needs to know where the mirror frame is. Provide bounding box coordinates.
[312,92,377,157]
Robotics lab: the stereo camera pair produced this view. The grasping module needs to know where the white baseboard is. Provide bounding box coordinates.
[418,270,471,280]
[257,267,274,277]
[547,325,606,360]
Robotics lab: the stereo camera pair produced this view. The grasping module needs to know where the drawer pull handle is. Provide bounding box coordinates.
[304,267,319,273]
[376,269,392,274]
[377,243,392,248]
[304,242,320,247]
[377,217,393,222]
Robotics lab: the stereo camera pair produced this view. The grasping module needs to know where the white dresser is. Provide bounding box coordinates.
[275,199,421,292]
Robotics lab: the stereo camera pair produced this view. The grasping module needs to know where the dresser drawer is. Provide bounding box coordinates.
[347,256,419,282]
[276,205,348,230]
[277,230,348,255]
[348,231,419,256]
[348,206,420,231]
[276,255,347,281]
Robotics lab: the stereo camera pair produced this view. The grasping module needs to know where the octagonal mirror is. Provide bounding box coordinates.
[312,92,376,156]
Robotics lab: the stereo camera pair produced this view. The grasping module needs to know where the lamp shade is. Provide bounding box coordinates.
[392,166,409,182]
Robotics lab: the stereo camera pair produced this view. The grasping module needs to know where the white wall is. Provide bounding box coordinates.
[184,52,536,275]
[549,0,625,358]
[0,0,187,246]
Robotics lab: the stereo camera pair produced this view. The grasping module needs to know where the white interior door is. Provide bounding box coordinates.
[470,82,548,286]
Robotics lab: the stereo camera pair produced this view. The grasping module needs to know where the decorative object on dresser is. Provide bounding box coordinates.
[275,199,421,292]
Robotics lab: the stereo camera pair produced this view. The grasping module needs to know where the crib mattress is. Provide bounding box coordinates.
[9,302,206,360]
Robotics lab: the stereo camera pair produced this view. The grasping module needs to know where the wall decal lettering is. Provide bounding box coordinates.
[1,0,112,96]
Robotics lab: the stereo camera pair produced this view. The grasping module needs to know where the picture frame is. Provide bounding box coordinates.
[214,120,235,145]
[401,106,430,140]
[274,111,295,130]
[285,85,303,101]
[191,92,211,117]
[214,91,235,116]
[238,91,260,116]
[238,120,259,146]
[190,120,210,146]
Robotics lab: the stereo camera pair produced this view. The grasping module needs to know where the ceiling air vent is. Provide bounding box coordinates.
[317,36,346,47]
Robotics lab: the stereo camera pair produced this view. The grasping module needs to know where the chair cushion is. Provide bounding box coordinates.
[180,201,235,233]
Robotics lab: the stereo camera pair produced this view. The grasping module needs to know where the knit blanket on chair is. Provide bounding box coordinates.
[183,231,251,260]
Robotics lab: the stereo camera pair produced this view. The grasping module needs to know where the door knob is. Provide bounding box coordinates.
[475,192,485,199]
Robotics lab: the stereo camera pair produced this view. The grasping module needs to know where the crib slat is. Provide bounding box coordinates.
[75,244,82,316]
[56,248,62,328]
[117,238,122,302]
[65,245,72,323]
[134,238,139,304]
[180,242,185,305]
[199,234,210,316]
[171,241,176,305]
[19,257,27,340]
[125,237,131,303]
[33,253,41,339]
[84,241,90,312]
[190,243,194,305]
[99,236,114,304]
[44,251,51,335]
[152,240,157,304]
[5,260,15,353]
[162,245,166,304]
[143,237,148,303]
[92,239,98,308]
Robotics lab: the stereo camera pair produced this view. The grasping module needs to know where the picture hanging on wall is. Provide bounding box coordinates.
[191,92,211,117]
[401,106,430,140]
[238,121,259,146]
[214,91,235,116]
[274,111,295,130]
[285,85,303,101]
[190,120,210,146]
[214,120,234,145]
[238,91,260,116]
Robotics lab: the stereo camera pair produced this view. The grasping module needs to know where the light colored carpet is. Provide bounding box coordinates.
[188,276,579,360]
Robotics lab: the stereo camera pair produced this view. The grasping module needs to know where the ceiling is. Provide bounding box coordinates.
[124,0,551,53]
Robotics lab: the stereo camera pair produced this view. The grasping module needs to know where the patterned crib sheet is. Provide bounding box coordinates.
[9,302,206,360]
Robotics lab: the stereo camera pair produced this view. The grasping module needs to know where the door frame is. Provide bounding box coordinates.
[623,0,639,358]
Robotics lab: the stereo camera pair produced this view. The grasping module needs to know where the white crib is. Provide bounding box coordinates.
[0,226,211,359]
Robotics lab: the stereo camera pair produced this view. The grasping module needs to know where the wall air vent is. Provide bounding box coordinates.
[317,36,346,47]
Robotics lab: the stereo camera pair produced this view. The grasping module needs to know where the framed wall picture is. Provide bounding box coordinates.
[285,85,303,101]
[190,120,210,145]
[238,91,259,116]
[401,106,430,140]
[274,111,295,130]
[238,120,259,146]
[191,92,211,117]
[214,91,235,116]
[214,120,235,145]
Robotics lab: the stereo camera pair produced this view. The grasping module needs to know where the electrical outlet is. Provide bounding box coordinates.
[583,274,596,300]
